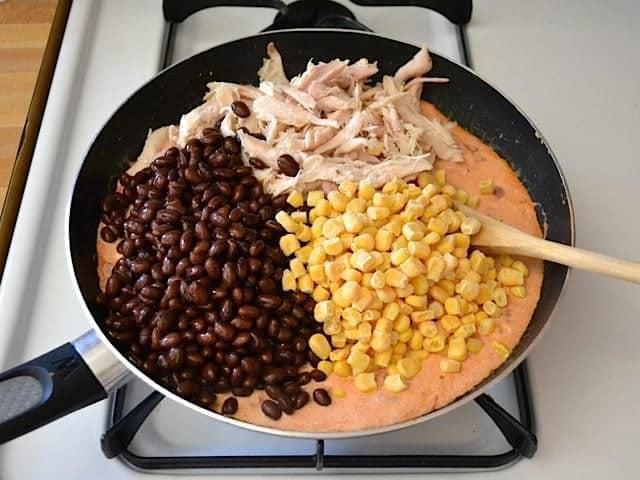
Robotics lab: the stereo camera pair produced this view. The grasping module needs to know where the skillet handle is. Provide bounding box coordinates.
[0,331,129,444]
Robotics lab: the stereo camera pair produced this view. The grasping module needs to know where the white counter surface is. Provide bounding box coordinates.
[1,0,639,478]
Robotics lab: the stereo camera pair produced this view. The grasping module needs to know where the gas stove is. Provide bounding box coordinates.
[1,0,540,476]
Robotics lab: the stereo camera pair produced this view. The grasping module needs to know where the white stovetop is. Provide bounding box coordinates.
[1,0,639,478]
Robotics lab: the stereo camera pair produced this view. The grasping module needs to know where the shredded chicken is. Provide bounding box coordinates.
[142,43,462,194]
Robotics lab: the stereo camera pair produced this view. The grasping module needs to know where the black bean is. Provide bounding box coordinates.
[222,397,238,415]
[313,388,331,406]
[310,369,327,382]
[295,391,310,409]
[231,101,250,118]
[261,400,282,420]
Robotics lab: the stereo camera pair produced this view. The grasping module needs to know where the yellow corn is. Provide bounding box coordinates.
[328,190,348,212]
[444,297,463,315]
[354,233,375,251]
[282,270,296,291]
[400,258,424,278]
[312,285,330,302]
[358,322,372,342]
[384,374,408,393]
[342,212,365,234]
[498,267,525,286]
[371,330,392,352]
[339,180,357,198]
[492,341,511,359]
[323,237,345,256]
[346,197,367,214]
[447,337,467,361]
[286,190,304,208]
[370,271,386,289]
[483,300,502,317]
[406,295,428,309]
[279,234,300,256]
[396,357,421,378]
[409,330,424,350]
[477,314,496,336]
[466,337,484,354]
[354,372,377,393]
[306,190,324,206]
[333,360,352,377]
[440,315,462,333]
[298,274,314,293]
[424,333,446,352]
[511,286,526,298]
[314,300,336,323]
[309,334,331,359]
[427,256,445,282]
[324,261,344,282]
[511,260,529,276]
[289,258,305,278]
[493,287,508,307]
[393,314,411,333]
[385,268,409,288]
[275,211,300,234]
[460,216,482,235]
[322,218,344,238]
[347,349,370,375]
[309,264,325,283]
[479,179,495,194]
[440,358,461,373]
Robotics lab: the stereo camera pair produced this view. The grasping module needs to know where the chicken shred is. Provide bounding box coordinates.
[144,42,462,194]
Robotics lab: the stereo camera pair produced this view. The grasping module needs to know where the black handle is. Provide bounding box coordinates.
[351,0,473,25]
[0,343,107,444]
[163,0,287,23]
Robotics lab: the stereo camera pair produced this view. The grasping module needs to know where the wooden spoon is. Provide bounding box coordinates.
[457,204,640,284]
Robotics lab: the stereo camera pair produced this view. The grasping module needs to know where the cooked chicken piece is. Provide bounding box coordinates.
[279,84,316,110]
[177,100,222,145]
[258,42,289,84]
[127,126,177,175]
[293,59,348,92]
[394,46,432,84]
[304,126,335,150]
[314,111,364,154]
[252,95,339,129]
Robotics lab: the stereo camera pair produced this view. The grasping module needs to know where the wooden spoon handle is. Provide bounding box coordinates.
[500,236,640,284]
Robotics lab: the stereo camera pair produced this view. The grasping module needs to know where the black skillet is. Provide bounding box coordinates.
[0,30,573,444]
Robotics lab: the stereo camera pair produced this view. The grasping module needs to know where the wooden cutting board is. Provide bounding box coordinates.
[0,0,58,207]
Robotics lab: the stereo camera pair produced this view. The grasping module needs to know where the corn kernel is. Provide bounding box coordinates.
[492,341,511,359]
[356,182,374,200]
[410,276,428,296]
[400,258,424,278]
[332,360,352,377]
[511,260,529,276]
[352,287,374,312]
[382,302,400,321]
[339,180,358,198]
[440,358,461,373]
[354,372,377,393]
[384,373,408,393]
[408,241,430,260]
[315,198,332,216]
[371,331,392,352]
[298,274,314,293]
[407,350,430,361]
[447,337,468,361]
[282,269,296,291]
[347,349,370,375]
[306,265,324,284]
[461,313,477,325]
[423,231,441,245]
[324,261,344,282]
[323,317,342,335]
[285,190,303,208]
[314,300,337,322]
[341,268,362,282]
[358,322,372,342]
[409,330,424,351]
[454,323,477,338]
[511,286,526,298]
[374,349,393,367]
[321,218,344,238]
[363,310,381,322]
[353,233,375,251]
[328,190,348,212]
[393,342,408,355]
[427,217,447,236]
[305,190,323,207]
[309,333,331,359]
[385,268,409,288]
[498,267,525,286]
[477,315,496,335]
[454,279,480,302]
[424,333,446,352]
[369,271,386,289]
[393,314,411,333]
[340,212,363,234]
[344,328,359,340]
[400,221,423,241]
[413,311,436,326]
[333,281,359,308]
[427,256,445,282]
[346,198,367,214]
[395,357,420,379]
[440,315,461,334]
[460,216,482,235]
[429,285,449,304]
[478,179,495,194]
[466,337,484,354]
[444,297,463,315]
[367,206,390,221]
[308,285,328,303]
[482,300,502,317]
[376,286,396,304]
[329,346,351,361]
[279,234,301,256]
[322,237,344,256]
[287,258,305,279]
[493,287,508,307]
[372,229,392,252]
[275,211,300,234]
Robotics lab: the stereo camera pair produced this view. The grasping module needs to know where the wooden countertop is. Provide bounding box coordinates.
[0,0,57,207]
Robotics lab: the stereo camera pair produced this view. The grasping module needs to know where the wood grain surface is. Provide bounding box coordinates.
[0,0,57,207]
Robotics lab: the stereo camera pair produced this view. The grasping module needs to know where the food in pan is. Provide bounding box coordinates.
[96,44,542,431]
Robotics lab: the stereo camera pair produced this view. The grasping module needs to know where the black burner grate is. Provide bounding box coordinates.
[101,0,539,471]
